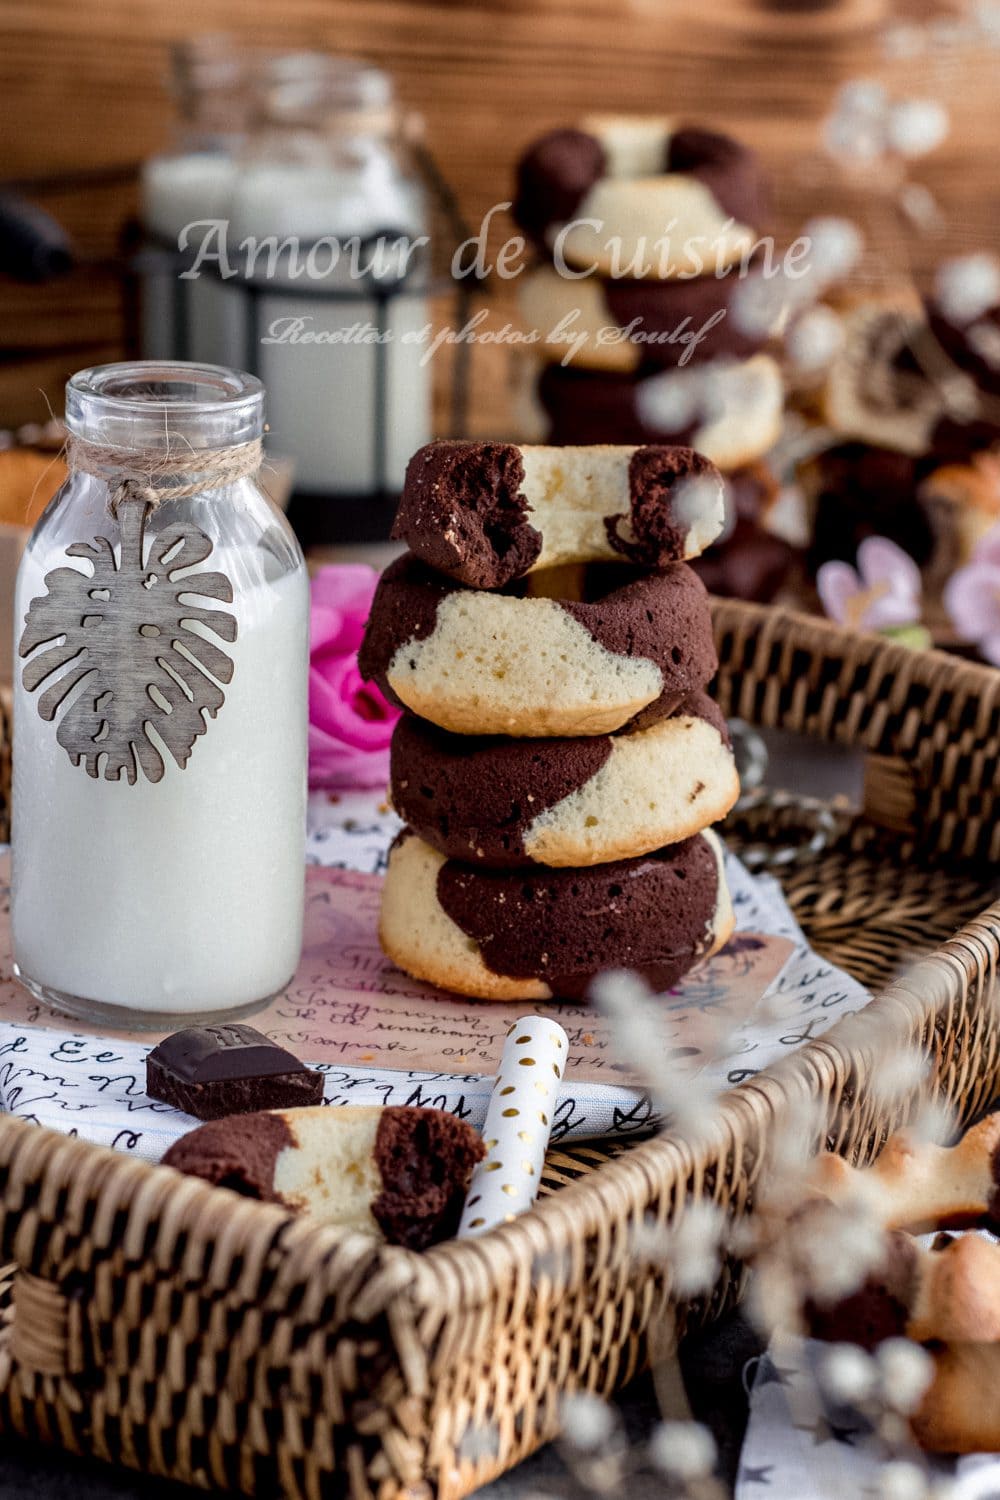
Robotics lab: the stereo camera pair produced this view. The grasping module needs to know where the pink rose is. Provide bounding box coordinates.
[308,565,399,790]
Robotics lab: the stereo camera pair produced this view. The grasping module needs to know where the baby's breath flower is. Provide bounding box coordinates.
[818,1342,878,1406]
[882,23,927,59]
[647,1420,717,1481]
[786,306,845,373]
[631,1214,673,1265]
[559,1392,617,1452]
[731,276,793,340]
[935,253,1000,327]
[590,969,720,1135]
[869,1049,928,1110]
[878,1458,930,1500]
[633,370,702,434]
[673,474,724,533]
[798,1200,886,1302]
[823,94,888,163]
[803,216,864,285]
[886,99,949,158]
[898,182,943,233]
[836,79,890,119]
[908,1097,957,1148]
[877,1338,934,1415]
[670,1200,725,1298]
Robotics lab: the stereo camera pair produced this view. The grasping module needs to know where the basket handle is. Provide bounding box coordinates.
[4,1268,87,1378]
[711,598,1000,864]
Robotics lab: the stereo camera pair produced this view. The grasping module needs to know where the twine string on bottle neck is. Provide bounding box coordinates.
[65,435,264,517]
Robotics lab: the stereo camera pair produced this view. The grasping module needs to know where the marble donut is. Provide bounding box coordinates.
[534,354,784,470]
[819,294,944,457]
[803,1223,1000,1350]
[389,691,739,868]
[162,1104,484,1250]
[513,118,767,278]
[517,257,778,374]
[379,827,734,1002]
[392,439,725,589]
[357,554,717,738]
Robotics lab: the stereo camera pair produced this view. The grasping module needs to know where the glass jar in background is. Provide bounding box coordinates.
[11,361,309,1028]
[228,53,431,507]
[140,37,253,366]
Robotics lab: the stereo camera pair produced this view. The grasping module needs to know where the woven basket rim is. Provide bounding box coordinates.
[1,867,995,1320]
[712,596,1000,694]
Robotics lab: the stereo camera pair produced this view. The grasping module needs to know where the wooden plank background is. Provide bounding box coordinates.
[1,0,997,432]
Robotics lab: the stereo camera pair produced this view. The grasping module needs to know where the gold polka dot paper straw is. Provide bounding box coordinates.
[458,1015,568,1238]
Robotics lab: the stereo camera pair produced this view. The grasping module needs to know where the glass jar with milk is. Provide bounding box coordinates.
[140,37,252,366]
[231,54,431,508]
[140,49,432,535]
[11,361,309,1028]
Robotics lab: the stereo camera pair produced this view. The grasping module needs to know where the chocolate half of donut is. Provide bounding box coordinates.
[804,1224,919,1350]
[392,439,723,588]
[665,127,769,238]
[435,832,725,1000]
[513,122,765,247]
[601,253,773,369]
[390,692,732,867]
[358,553,718,729]
[537,363,696,447]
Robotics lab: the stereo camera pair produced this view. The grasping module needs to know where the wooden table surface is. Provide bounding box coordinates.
[2,0,998,434]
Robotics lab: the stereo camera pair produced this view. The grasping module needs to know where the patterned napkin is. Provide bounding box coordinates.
[738,1308,998,1499]
[0,792,870,1158]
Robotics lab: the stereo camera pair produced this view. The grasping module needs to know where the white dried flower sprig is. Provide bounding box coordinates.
[935,253,1000,327]
[669,1200,727,1299]
[648,1420,717,1482]
[557,1394,726,1500]
[818,1342,879,1406]
[732,211,865,383]
[558,1393,627,1494]
[590,970,721,1139]
[887,100,950,160]
[559,1393,618,1454]
[823,79,949,166]
[876,1339,935,1417]
[878,1459,932,1500]
[786,305,846,374]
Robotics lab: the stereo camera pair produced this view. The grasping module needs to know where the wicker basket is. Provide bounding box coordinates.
[0,600,998,1500]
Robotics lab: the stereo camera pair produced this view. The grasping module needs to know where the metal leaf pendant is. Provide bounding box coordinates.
[19,500,238,784]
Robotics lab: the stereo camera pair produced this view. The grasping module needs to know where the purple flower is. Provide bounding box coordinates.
[308,565,399,790]
[817,536,923,632]
[943,524,1000,666]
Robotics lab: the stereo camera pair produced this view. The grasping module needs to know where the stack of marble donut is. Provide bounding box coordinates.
[794,1112,1000,1453]
[358,438,739,1001]
[510,116,793,602]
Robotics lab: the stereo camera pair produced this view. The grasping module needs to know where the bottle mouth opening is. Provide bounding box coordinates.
[65,361,264,451]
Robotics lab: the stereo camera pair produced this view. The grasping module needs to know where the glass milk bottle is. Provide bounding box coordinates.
[229,54,431,507]
[140,37,249,366]
[11,361,309,1028]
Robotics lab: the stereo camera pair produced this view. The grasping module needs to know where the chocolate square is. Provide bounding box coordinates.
[146,1024,324,1120]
